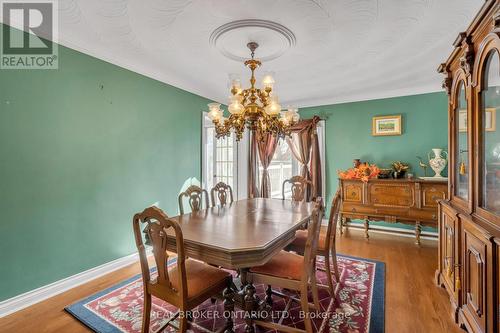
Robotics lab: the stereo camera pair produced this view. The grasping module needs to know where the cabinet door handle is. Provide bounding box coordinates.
[445,257,453,276]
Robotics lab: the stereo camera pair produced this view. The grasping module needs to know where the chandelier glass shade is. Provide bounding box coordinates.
[207,42,299,141]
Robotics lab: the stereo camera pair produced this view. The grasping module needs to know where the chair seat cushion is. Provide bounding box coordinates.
[291,230,327,251]
[169,259,230,299]
[250,250,304,280]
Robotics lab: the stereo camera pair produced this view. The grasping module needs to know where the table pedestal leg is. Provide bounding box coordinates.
[265,285,273,307]
[238,268,259,333]
[244,282,256,333]
[223,285,235,333]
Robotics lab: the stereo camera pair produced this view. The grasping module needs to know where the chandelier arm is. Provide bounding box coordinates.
[209,42,298,141]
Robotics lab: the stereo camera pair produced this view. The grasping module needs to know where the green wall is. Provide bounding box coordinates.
[300,92,449,229]
[0,26,210,301]
[0,23,449,301]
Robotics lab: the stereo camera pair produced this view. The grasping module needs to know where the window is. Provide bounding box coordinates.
[259,140,299,198]
[202,114,238,197]
[203,114,325,201]
[258,120,326,199]
[215,134,235,189]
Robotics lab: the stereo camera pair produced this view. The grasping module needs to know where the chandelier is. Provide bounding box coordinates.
[207,42,299,141]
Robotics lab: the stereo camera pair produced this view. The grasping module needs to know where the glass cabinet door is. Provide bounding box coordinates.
[480,51,500,215]
[455,81,469,200]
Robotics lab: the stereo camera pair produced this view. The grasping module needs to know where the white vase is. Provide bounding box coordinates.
[428,148,448,178]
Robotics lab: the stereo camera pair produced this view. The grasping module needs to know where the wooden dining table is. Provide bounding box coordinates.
[167,198,315,332]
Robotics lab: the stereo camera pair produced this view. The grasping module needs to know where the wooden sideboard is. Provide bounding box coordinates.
[339,178,448,244]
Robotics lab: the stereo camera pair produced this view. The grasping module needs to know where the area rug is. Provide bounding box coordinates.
[66,255,384,333]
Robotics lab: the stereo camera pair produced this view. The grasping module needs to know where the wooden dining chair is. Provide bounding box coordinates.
[210,182,234,207]
[282,175,314,201]
[287,189,341,296]
[246,198,324,333]
[178,185,209,214]
[133,206,234,333]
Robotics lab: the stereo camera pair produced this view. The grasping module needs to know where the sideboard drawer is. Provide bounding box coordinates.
[422,183,447,208]
[342,203,409,219]
[409,209,438,222]
[342,203,372,215]
[368,183,414,207]
[343,182,363,203]
[373,207,409,218]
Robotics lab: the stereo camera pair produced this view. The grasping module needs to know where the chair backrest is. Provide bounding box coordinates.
[323,189,341,256]
[282,175,314,202]
[301,197,325,284]
[133,206,187,304]
[178,185,209,215]
[210,182,234,207]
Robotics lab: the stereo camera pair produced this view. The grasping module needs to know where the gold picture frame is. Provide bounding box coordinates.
[459,108,496,132]
[372,115,402,136]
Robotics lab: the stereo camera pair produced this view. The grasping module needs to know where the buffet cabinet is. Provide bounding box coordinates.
[339,178,447,244]
[435,1,500,332]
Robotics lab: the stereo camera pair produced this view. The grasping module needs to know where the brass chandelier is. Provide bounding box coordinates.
[207,42,299,141]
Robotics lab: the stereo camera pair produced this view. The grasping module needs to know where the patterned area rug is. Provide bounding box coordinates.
[66,255,384,333]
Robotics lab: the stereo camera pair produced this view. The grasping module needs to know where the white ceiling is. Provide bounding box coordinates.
[24,1,488,107]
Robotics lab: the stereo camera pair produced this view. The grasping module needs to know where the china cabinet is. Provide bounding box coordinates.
[435,1,500,332]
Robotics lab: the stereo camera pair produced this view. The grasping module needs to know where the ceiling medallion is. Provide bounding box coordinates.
[206,42,299,141]
[209,19,296,62]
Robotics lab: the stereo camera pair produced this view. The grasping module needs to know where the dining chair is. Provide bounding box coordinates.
[287,189,341,296]
[282,175,315,201]
[210,181,234,207]
[133,206,234,333]
[178,185,209,214]
[246,198,324,333]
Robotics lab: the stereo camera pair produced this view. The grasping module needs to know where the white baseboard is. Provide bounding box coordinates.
[323,218,438,240]
[0,251,145,318]
[344,222,438,241]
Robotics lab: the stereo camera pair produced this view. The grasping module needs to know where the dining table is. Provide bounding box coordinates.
[167,197,315,333]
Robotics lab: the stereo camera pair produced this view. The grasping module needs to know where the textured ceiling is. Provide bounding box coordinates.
[26,0,487,106]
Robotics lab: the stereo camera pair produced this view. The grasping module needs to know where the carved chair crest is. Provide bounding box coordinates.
[178,185,209,215]
[133,206,187,297]
[210,182,234,207]
[282,175,314,202]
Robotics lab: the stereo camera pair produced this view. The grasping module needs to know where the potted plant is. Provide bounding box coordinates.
[391,161,410,179]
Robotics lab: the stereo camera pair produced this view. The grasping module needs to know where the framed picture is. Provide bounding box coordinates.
[372,115,402,136]
[459,108,496,132]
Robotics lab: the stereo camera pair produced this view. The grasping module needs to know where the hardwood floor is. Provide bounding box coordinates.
[0,229,462,333]
[337,229,462,333]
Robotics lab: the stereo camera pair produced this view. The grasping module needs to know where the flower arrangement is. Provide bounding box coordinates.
[391,161,410,173]
[391,161,410,179]
[338,163,380,182]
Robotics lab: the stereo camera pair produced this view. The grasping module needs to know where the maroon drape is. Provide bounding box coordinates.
[286,116,322,201]
[248,130,260,198]
[257,132,278,198]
